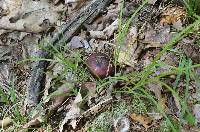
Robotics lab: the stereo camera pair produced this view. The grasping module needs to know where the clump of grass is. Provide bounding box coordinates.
[160,120,172,132]
[114,0,200,131]
[0,81,27,131]
[182,0,200,18]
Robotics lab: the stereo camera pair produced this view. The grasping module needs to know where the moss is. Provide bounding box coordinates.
[159,120,172,132]
[130,97,148,114]
[113,98,147,118]
[87,98,148,132]
[87,111,112,132]
[113,100,129,119]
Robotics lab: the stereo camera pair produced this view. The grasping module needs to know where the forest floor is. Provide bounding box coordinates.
[1,0,200,131]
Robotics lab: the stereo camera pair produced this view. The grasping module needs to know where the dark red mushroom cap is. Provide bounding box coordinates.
[86,53,114,79]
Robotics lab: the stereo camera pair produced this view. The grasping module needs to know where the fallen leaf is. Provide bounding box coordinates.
[160,5,186,26]
[68,36,87,49]
[172,92,182,114]
[147,81,162,100]
[81,82,96,97]
[0,0,60,32]
[22,109,44,128]
[143,25,175,47]
[172,19,183,30]
[89,19,118,39]
[147,112,162,120]
[193,104,200,123]
[103,19,118,38]
[89,30,107,39]
[147,0,157,5]
[47,82,72,117]
[130,113,153,130]
[118,26,144,67]
[0,117,12,128]
[59,90,83,131]
[76,97,113,129]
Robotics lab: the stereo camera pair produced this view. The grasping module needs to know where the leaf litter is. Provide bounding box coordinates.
[1,0,200,131]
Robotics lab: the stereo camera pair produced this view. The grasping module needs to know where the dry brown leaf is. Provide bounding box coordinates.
[147,0,157,4]
[147,81,162,100]
[103,19,118,38]
[68,36,85,49]
[0,117,12,128]
[76,97,113,129]
[81,82,96,97]
[147,81,168,110]
[118,26,143,67]
[172,93,181,114]
[147,112,162,120]
[47,83,72,117]
[160,6,186,26]
[89,19,118,39]
[130,113,153,130]
[160,96,168,110]
[143,25,175,47]
[74,0,88,10]
[22,112,43,128]
[59,91,83,131]
[0,0,60,32]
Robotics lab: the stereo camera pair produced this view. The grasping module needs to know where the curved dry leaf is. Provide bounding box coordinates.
[22,117,42,129]
[130,113,153,130]
[59,91,82,131]
[0,117,12,128]
[49,83,71,111]
[76,97,113,129]
[118,26,144,67]
[22,108,44,129]
[147,81,162,100]
[68,36,86,49]
[160,6,186,26]
[89,19,118,39]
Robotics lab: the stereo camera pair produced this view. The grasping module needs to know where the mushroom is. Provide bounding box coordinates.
[86,53,114,79]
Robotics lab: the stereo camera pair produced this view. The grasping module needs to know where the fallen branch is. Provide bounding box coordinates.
[26,0,112,107]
